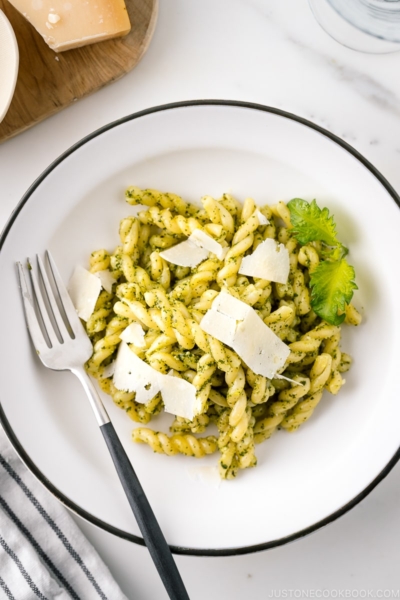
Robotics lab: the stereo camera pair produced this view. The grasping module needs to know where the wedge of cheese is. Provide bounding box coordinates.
[68,265,101,321]
[200,292,291,379]
[159,229,227,267]
[8,0,131,52]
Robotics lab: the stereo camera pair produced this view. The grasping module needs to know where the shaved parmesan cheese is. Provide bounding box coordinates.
[233,309,290,378]
[160,374,197,421]
[95,269,116,294]
[211,291,250,321]
[255,209,269,225]
[189,229,228,260]
[275,373,303,386]
[239,238,290,284]
[187,465,221,489]
[113,343,198,418]
[201,292,290,379]
[120,323,146,347]
[100,361,116,379]
[159,228,227,267]
[200,309,236,346]
[113,342,161,404]
[160,239,209,267]
[68,266,101,321]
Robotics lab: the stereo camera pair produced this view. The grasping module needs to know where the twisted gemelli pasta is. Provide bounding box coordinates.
[298,245,320,273]
[132,428,218,457]
[271,201,292,228]
[345,304,362,326]
[254,374,311,444]
[246,368,275,405]
[280,391,324,432]
[84,186,360,479]
[86,290,114,336]
[89,249,110,273]
[170,413,210,434]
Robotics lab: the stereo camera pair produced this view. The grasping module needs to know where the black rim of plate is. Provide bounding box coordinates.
[1,100,399,557]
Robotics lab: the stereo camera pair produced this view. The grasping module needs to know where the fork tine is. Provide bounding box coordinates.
[28,257,60,347]
[16,262,48,355]
[36,254,72,342]
[45,250,88,338]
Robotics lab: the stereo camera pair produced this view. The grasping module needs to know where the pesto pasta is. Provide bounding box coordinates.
[84,187,361,479]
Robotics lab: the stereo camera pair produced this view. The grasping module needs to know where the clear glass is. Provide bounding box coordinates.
[309,0,400,53]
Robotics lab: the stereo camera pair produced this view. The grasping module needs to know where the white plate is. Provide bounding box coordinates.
[0,9,19,123]
[1,101,400,555]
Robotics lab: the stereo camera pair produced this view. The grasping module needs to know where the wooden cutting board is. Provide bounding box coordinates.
[0,0,158,143]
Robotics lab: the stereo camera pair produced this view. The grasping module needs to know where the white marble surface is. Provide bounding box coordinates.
[1,0,400,598]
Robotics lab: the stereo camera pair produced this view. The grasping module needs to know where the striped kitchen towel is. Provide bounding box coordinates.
[0,425,128,600]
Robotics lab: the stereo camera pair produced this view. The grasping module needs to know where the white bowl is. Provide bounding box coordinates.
[0,9,19,124]
[1,102,400,555]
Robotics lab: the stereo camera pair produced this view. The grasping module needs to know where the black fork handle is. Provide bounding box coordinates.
[100,422,190,600]
[74,368,189,599]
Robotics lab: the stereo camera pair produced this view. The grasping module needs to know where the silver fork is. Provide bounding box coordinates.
[17,251,190,600]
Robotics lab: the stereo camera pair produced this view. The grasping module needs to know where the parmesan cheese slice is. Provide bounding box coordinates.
[255,209,269,225]
[68,266,101,321]
[239,238,290,284]
[233,309,290,378]
[275,373,303,386]
[211,291,250,321]
[113,342,198,418]
[101,361,116,379]
[160,374,197,421]
[187,465,221,489]
[199,309,236,346]
[8,0,131,52]
[159,229,227,267]
[200,292,290,379]
[120,323,146,347]
[113,342,161,404]
[159,240,209,268]
[95,269,117,294]
[189,229,228,260]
